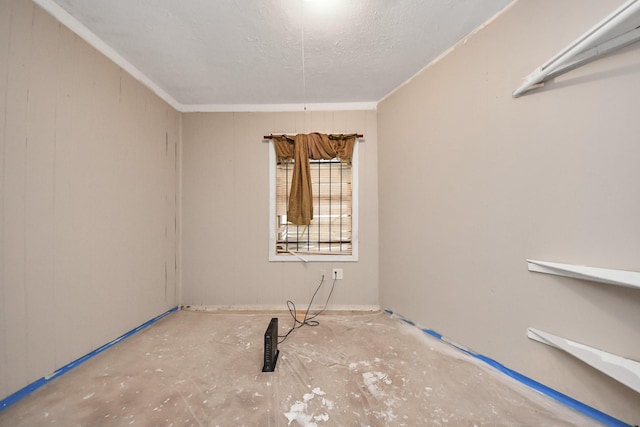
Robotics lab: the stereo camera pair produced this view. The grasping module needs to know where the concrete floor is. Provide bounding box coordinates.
[0,310,605,426]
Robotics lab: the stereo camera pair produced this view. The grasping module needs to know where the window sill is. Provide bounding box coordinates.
[269,253,358,262]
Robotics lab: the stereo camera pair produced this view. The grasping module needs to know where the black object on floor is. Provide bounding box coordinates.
[262,317,279,372]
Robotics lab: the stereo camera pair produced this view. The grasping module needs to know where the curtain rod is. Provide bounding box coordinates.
[263,133,363,139]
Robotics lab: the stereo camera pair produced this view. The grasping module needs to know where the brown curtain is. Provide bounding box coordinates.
[273,133,357,225]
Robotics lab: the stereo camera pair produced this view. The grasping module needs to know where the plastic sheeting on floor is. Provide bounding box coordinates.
[0,310,606,426]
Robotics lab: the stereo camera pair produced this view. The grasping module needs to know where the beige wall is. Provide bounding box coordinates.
[0,0,179,400]
[3,0,638,422]
[181,111,378,309]
[378,0,640,421]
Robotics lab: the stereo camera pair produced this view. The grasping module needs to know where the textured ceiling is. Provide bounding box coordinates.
[41,0,513,110]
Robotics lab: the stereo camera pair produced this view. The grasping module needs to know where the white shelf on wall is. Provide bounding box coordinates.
[526,259,640,290]
[527,328,640,394]
[512,0,640,97]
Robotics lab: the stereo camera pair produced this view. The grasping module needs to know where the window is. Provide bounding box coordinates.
[269,143,358,262]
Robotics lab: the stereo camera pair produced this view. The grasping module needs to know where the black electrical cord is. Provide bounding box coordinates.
[278,274,337,344]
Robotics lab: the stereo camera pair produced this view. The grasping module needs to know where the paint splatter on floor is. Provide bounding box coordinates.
[0,311,607,426]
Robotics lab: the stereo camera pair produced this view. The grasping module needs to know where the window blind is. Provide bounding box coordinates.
[276,159,352,255]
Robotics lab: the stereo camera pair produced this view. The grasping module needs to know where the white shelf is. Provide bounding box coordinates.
[527,259,640,290]
[528,328,640,394]
[513,0,640,97]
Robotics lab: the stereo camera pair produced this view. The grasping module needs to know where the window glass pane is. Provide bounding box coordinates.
[275,159,352,256]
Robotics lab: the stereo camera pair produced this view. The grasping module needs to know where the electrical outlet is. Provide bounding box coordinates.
[332,268,343,280]
[320,269,327,280]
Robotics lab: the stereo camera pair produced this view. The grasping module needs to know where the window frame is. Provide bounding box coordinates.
[268,141,359,262]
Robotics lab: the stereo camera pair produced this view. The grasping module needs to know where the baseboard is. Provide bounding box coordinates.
[180,304,381,313]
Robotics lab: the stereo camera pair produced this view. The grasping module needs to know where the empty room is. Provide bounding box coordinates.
[1,0,639,425]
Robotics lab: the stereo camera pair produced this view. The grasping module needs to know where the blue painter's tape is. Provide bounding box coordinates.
[466,352,632,427]
[421,328,442,339]
[384,309,633,427]
[388,310,418,327]
[387,309,442,339]
[0,306,179,411]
